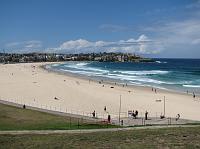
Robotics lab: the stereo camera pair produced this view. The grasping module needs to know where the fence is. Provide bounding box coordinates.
[0,97,173,126]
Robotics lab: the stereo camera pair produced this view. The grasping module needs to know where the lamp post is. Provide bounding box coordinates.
[163,96,166,117]
[119,95,121,124]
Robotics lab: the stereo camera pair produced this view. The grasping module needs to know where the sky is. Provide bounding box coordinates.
[0,0,200,58]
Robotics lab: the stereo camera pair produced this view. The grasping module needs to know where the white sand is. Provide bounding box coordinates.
[0,62,200,121]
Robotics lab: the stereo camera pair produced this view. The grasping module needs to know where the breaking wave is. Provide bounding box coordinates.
[48,60,200,94]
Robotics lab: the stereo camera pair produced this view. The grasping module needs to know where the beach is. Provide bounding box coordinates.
[0,62,200,121]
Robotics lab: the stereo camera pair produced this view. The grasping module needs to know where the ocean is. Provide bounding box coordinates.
[47,59,200,94]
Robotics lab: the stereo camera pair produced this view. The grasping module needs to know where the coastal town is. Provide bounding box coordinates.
[0,52,154,63]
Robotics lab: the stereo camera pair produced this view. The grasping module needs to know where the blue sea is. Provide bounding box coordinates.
[47,59,200,94]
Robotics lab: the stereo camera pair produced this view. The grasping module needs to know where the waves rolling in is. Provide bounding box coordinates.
[47,59,200,94]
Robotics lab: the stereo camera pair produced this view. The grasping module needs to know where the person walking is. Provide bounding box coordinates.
[193,92,196,98]
[145,111,148,120]
[108,114,111,123]
[92,110,95,118]
[135,110,138,119]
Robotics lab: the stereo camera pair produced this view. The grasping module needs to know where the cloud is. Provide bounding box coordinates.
[97,1,200,58]
[24,41,42,48]
[5,40,42,52]
[4,36,161,55]
[158,20,199,44]
[46,35,162,54]
[60,39,93,49]
[145,19,200,46]
[140,15,200,58]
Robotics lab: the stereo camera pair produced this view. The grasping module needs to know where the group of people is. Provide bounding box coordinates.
[92,106,111,123]
[129,110,148,120]
[132,110,139,119]
[152,87,157,93]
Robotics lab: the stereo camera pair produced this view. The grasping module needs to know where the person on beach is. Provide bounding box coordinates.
[121,120,123,126]
[131,110,135,116]
[155,89,157,93]
[145,111,148,120]
[135,110,138,119]
[132,110,135,118]
[108,114,111,123]
[104,106,106,112]
[152,88,153,91]
[160,114,165,119]
[193,92,195,98]
[176,114,180,121]
[132,110,138,119]
[92,110,95,118]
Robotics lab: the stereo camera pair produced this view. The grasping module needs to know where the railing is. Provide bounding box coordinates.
[0,97,175,126]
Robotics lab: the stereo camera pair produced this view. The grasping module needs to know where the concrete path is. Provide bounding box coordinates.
[1,99,200,127]
[0,125,200,135]
[0,99,101,123]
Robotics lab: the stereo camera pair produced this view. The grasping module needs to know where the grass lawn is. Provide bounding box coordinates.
[0,127,200,149]
[1,103,200,148]
[0,103,117,130]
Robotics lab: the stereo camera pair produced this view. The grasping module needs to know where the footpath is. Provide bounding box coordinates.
[0,125,200,135]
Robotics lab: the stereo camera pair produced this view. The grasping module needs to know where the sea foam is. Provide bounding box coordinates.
[183,85,200,88]
[114,70,169,75]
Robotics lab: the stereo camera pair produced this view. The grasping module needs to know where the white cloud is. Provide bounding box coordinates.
[140,17,200,58]
[137,34,149,42]
[126,39,136,42]
[95,40,111,47]
[5,40,42,52]
[141,0,200,49]
[24,41,42,48]
[46,34,162,54]
[60,39,92,49]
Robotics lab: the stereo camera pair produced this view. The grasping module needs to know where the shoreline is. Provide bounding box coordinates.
[0,62,200,121]
[42,62,193,97]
